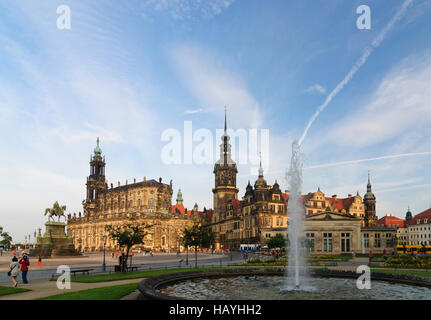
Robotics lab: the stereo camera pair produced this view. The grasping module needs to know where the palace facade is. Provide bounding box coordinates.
[209,110,396,254]
[67,138,198,252]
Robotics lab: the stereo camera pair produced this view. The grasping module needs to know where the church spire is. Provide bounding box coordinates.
[216,105,235,165]
[176,188,183,205]
[258,151,264,177]
[224,105,227,133]
[94,137,102,156]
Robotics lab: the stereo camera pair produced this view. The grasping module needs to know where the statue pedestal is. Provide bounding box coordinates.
[30,221,81,258]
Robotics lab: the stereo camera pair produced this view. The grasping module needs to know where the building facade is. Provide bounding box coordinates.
[208,110,393,254]
[67,139,197,252]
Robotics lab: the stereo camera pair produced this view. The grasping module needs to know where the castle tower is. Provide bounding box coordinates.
[363,172,377,226]
[212,106,238,215]
[254,156,268,201]
[405,206,413,221]
[84,137,107,216]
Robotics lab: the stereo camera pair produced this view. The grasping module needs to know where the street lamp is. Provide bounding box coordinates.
[102,234,107,272]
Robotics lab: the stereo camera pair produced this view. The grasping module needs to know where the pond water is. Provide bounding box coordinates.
[158,275,431,300]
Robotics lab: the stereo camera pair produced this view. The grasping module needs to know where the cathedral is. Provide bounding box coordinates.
[67,138,198,252]
[209,109,395,254]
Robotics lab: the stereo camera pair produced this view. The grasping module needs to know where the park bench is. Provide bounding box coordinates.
[70,268,93,276]
[126,266,139,272]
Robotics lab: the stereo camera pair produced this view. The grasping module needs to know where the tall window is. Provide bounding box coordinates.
[306,233,315,252]
[323,233,333,252]
[341,233,351,252]
[374,233,381,248]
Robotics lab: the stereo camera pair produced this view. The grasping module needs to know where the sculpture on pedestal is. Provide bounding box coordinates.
[30,202,81,258]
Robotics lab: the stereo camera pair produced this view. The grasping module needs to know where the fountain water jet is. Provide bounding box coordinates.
[285,141,309,290]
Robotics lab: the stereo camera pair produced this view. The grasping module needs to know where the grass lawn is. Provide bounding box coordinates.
[0,286,31,297]
[67,266,255,283]
[38,283,138,300]
[371,268,431,278]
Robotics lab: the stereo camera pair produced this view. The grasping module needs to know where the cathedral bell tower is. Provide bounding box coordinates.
[84,137,107,217]
[212,106,239,216]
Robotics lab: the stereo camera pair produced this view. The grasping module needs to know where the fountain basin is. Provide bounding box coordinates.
[138,268,431,300]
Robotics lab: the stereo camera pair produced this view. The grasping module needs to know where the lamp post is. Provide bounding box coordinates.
[102,234,107,272]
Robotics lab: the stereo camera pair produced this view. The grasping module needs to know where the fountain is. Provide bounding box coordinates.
[136,143,431,300]
[285,141,309,290]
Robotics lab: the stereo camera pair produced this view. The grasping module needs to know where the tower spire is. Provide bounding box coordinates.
[224,105,227,133]
[258,151,263,177]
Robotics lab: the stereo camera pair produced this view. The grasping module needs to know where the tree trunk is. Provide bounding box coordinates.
[123,246,131,272]
[195,246,198,268]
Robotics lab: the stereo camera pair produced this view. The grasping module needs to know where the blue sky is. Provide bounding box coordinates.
[1,0,431,241]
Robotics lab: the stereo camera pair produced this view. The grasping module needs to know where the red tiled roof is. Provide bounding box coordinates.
[326,197,355,212]
[377,215,405,228]
[407,208,431,226]
[172,203,185,215]
[232,199,241,212]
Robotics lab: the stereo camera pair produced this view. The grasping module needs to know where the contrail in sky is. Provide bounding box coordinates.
[304,151,431,170]
[298,0,414,146]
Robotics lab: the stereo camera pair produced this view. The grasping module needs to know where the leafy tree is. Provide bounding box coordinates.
[0,232,12,249]
[183,224,215,268]
[105,219,152,272]
[267,234,286,250]
[44,201,67,221]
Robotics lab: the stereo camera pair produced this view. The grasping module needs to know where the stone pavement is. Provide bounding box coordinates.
[0,277,145,300]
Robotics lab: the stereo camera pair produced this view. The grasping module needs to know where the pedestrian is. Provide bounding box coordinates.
[9,256,19,287]
[368,251,373,266]
[36,255,42,267]
[19,252,30,284]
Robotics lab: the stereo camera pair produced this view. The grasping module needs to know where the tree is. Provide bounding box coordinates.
[0,232,12,249]
[183,224,215,268]
[105,219,152,272]
[44,201,67,221]
[267,234,286,250]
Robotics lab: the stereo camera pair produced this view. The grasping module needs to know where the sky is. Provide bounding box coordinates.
[1,0,431,241]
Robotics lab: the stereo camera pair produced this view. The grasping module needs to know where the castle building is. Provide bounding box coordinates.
[208,109,395,254]
[393,207,431,246]
[67,139,197,253]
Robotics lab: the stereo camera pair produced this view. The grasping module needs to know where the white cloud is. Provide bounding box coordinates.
[169,43,262,128]
[184,108,204,114]
[303,84,327,95]
[140,0,236,20]
[326,52,431,147]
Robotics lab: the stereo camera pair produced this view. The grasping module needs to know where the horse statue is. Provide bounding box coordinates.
[44,201,67,222]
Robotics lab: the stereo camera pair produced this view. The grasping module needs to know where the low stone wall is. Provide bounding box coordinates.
[137,267,431,300]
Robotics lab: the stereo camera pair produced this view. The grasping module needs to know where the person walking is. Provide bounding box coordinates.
[19,252,30,284]
[36,255,42,267]
[9,256,19,287]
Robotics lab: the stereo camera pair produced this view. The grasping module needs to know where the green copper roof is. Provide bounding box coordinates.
[94,137,102,156]
[176,188,183,204]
